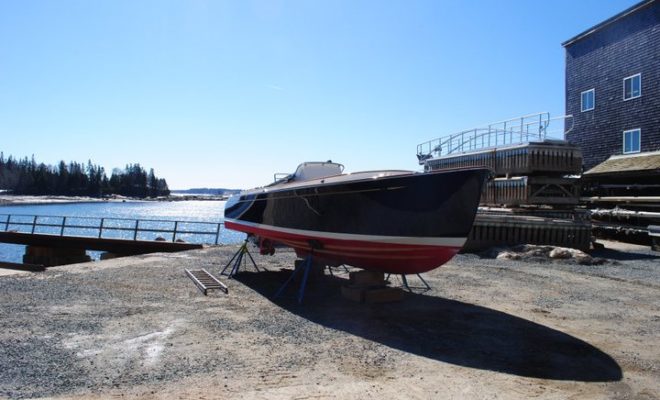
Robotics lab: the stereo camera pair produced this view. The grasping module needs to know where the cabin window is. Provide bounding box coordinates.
[623,129,641,154]
[623,73,641,100]
[581,89,594,112]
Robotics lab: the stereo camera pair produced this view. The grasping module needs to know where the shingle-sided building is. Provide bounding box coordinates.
[563,0,659,171]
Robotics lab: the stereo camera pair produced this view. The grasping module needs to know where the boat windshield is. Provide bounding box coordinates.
[267,161,344,187]
[293,161,344,182]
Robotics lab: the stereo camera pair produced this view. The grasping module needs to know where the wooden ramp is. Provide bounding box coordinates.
[0,214,213,266]
[424,141,582,177]
[0,261,45,272]
[0,232,203,254]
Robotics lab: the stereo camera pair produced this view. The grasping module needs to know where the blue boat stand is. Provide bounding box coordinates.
[221,237,260,278]
[274,239,323,304]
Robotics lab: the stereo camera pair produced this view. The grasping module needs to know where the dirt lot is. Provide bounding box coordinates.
[0,241,658,399]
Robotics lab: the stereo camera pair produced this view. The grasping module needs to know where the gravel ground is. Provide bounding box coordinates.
[0,240,658,399]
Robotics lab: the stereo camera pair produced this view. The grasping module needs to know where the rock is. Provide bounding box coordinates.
[549,248,572,259]
[482,244,605,266]
[567,248,592,263]
[568,248,588,257]
[526,246,553,258]
[575,254,594,265]
[496,251,520,260]
[591,257,607,265]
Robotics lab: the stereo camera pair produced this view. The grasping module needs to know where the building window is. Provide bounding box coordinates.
[623,73,641,100]
[623,129,641,154]
[581,89,595,112]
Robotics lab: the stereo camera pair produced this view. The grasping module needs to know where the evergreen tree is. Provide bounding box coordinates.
[0,151,170,198]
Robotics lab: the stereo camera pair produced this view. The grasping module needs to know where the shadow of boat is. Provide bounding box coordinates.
[236,270,622,382]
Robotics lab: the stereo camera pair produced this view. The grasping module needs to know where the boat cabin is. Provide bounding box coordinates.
[293,161,344,181]
[270,161,345,186]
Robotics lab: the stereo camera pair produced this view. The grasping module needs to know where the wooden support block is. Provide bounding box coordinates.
[100,252,129,260]
[349,270,385,286]
[23,245,91,266]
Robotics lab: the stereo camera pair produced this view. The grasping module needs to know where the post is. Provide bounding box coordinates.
[133,220,139,240]
[172,221,179,242]
[31,216,37,234]
[215,223,221,245]
[488,125,490,147]
[60,217,67,236]
[98,218,104,238]
[3,215,8,231]
[520,117,524,143]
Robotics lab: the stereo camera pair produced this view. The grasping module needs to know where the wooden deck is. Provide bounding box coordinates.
[465,212,592,252]
[481,176,580,206]
[424,141,582,177]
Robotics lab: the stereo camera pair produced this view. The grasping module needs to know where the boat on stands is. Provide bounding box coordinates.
[224,161,490,274]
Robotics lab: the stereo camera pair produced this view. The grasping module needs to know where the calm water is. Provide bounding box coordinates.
[0,200,245,264]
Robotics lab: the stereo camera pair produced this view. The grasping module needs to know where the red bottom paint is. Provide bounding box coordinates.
[225,221,462,275]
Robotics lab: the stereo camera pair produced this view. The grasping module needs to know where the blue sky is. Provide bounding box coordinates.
[0,0,635,189]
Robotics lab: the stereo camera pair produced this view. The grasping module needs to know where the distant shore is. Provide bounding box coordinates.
[0,194,228,206]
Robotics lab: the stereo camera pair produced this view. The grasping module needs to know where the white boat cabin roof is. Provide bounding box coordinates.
[271,161,344,185]
[293,161,344,181]
[260,161,413,191]
[255,161,416,192]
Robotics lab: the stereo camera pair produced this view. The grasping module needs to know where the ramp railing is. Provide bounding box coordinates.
[0,214,230,245]
[416,112,574,164]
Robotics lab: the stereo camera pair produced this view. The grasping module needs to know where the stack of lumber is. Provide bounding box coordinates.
[581,151,660,246]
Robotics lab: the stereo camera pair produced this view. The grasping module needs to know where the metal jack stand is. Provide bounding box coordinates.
[386,273,431,292]
[221,238,260,278]
[274,240,322,304]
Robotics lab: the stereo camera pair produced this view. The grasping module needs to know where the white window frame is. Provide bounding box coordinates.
[581,89,595,112]
[623,128,641,154]
[623,73,641,101]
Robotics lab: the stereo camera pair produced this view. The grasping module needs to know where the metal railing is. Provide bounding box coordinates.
[0,214,229,245]
[416,112,574,164]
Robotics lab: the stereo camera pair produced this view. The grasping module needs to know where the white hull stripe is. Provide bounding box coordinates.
[225,218,467,247]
